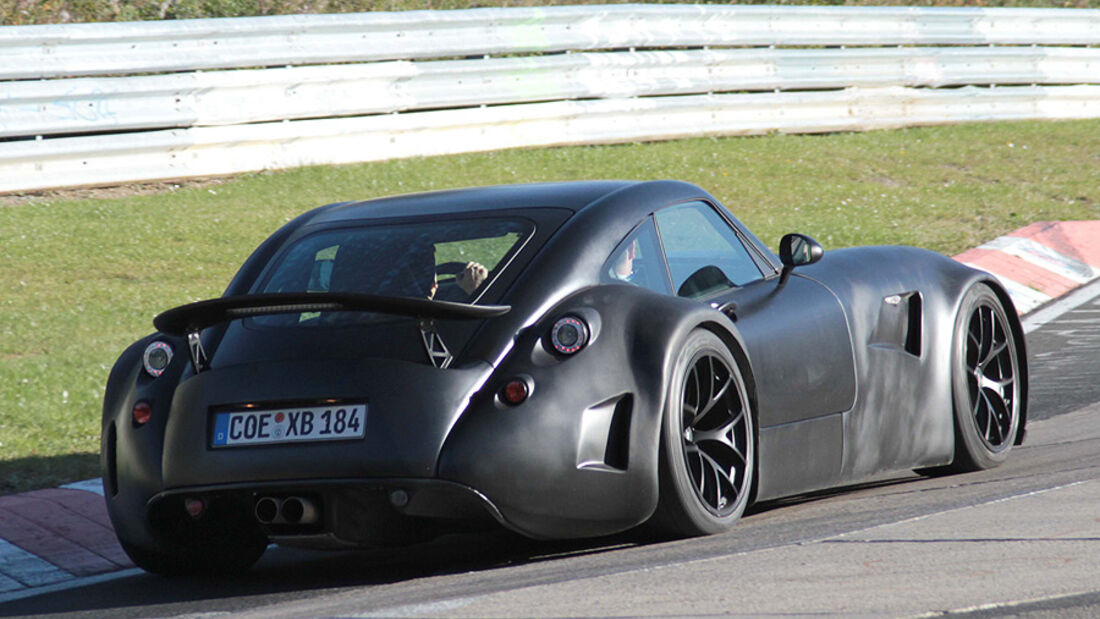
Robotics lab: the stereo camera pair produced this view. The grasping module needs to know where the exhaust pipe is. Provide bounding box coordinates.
[281,497,319,524]
[254,496,281,524]
[254,496,320,525]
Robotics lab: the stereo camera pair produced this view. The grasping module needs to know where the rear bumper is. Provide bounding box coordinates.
[147,478,508,549]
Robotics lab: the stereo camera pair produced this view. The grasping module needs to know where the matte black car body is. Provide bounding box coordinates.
[102,180,1027,573]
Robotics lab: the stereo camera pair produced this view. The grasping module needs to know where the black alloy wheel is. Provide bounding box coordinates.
[950,283,1022,471]
[653,330,754,536]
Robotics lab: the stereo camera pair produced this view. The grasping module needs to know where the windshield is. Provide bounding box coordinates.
[255,218,533,326]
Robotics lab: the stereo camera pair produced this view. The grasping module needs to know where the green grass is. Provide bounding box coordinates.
[1,118,1099,493]
[3,0,1095,26]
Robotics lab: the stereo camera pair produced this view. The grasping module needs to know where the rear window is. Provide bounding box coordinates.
[255,218,533,325]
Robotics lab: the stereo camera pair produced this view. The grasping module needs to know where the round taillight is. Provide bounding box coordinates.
[501,379,530,406]
[142,341,173,377]
[132,401,153,426]
[551,316,589,355]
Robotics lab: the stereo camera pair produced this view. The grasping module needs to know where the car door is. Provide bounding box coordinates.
[652,201,858,499]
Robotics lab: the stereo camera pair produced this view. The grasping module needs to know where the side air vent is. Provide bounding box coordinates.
[870,291,923,358]
[106,422,119,497]
[905,292,923,356]
[576,394,633,472]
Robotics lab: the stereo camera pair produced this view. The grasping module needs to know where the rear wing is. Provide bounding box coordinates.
[153,292,511,371]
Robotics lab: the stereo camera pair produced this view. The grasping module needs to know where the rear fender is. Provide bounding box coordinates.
[101,333,188,549]
[437,285,749,538]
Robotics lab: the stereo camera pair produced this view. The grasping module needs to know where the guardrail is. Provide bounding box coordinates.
[2,4,1099,193]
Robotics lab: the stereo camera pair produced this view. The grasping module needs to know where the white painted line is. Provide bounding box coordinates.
[1022,276,1100,333]
[907,587,1100,619]
[0,539,71,590]
[59,479,105,497]
[358,595,484,618]
[0,567,143,605]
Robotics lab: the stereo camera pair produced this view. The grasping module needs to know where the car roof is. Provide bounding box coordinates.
[307,181,643,224]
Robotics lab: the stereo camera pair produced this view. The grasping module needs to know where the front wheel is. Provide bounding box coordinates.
[651,330,755,537]
[948,283,1022,472]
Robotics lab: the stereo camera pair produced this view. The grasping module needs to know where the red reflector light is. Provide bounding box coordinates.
[132,401,152,426]
[502,380,529,405]
[184,497,206,519]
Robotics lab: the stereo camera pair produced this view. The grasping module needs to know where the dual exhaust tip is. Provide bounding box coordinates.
[254,496,319,525]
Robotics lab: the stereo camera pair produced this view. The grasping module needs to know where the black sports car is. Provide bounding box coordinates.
[101,180,1026,575]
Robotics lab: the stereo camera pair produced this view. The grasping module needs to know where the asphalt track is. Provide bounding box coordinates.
[2,228,1099,618]
[1,294,1098,618]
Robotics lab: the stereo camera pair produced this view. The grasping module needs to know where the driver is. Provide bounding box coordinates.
[374,240,489,301]
[609,240,637,282]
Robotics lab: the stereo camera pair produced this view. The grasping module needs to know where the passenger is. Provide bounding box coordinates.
[454,262,488,296]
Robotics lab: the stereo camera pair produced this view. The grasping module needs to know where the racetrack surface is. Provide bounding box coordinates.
[1,282,1099,618]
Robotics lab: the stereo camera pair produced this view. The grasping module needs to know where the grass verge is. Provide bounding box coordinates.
[1,118,1098,493]
[3,1,1094,26]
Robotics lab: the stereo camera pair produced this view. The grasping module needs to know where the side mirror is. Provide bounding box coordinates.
[778,233,824,286]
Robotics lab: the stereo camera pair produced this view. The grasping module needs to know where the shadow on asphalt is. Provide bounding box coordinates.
[0,528,641,617]
[0,474,927,618]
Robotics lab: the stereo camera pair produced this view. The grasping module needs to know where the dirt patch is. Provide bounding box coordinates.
[0,176,233,206]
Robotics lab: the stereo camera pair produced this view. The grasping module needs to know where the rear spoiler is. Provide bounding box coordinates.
[152,292,511,371]
[154,292,510,335]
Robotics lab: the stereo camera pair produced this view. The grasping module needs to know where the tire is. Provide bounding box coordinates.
[651,330,755,537]
[947,283,1022,472]
[119,497,269,577]
[119,536,265,578]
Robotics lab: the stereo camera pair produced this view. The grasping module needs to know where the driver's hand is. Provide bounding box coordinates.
[456,262,488,295]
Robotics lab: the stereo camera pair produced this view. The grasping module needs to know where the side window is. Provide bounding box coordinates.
[655,201,763,298]
[601,218,673,295]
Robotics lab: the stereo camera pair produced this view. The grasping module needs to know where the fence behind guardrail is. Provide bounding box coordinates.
[1,4,1099,193]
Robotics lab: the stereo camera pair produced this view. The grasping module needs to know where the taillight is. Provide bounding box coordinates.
[132,401,153,426]
[501,379,530,405]
[184,497,206,519]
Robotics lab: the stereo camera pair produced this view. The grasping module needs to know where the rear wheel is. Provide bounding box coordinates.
[948,283,1022,472]
[120,495,268,577]
[120,534,266,578]
[651,330,755,536]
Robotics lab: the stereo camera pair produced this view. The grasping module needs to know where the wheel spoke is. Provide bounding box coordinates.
[962,299,1019,452]
[698,446,741,503]
[691,355,732,429]
[693,409,744,444]
[972,390,989,438]
[966,325,981,370]
[980,307,995,365]
[981,340,1008,370]
[984,387,1012,445]
[698,435,746,474]
[679,349,751,515]
[982,391,1003,444]
[682,364,701,431]
[686,446,704,494]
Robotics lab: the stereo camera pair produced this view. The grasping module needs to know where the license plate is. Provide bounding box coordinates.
[211,403,367,448]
